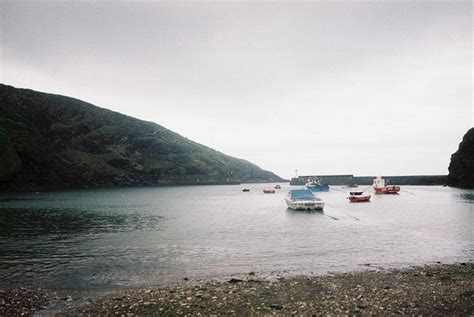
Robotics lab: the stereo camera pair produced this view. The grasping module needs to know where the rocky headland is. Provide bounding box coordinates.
[448,128,474,189]
[0,84,284,191]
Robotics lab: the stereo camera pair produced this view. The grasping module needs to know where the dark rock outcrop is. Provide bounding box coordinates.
[448,128,474,189]
[0,84,284,191]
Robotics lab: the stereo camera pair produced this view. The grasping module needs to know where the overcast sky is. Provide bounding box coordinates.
[1,1,472,179]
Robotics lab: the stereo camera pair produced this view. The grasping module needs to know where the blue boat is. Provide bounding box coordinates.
[305,177,330,192]
[285,188,324,210]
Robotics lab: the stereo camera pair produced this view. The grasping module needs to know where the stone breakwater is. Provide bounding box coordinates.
[1,263,472,316]
[290,175,447,186]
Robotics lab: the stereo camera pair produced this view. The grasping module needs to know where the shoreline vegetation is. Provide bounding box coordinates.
[1,263,472,316]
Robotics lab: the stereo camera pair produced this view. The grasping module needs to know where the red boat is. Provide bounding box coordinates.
[373,176,400,194]
[374,185,400,194]
[348,191,371,202]
[263,189,275,194]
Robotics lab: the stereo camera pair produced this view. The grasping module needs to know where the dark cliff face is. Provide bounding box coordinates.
[0,84,283,191]
[448,128,474,189]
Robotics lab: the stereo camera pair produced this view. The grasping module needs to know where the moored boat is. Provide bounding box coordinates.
[285,188,324,210]
[242,188,250,192]
[263,188,275,194]
[274,184,281,189]
[348,191,371,202]
[305,177,330,192]
[373,176,400,194]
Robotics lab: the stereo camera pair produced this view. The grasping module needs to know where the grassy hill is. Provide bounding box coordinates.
[0,84,284,191]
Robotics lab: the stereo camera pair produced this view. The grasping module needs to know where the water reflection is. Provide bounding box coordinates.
[0,206,164,288]
[0,197,45,203]
[459,193,474,203]
[0,207,162,238]
[285,208,325,215]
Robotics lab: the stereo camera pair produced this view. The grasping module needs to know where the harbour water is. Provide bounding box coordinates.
[0,184,472,292]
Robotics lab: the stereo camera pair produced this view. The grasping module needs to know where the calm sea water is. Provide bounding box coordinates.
[0,184,472,292]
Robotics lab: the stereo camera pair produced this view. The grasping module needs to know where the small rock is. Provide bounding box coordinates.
[183,277,189,281]
[228,278,243,284]
[270,303,283,310]
[248,279,262,284]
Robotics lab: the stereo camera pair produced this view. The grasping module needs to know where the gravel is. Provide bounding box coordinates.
[1,263,472,316]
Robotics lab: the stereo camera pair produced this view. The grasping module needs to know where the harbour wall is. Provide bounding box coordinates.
[290,175,448,186]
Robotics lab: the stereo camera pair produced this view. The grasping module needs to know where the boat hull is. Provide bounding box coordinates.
[263,189,275,194]
[374,186,400,194]
[285,198,324,210]
[306,184,330,192]
[348,195,371,202]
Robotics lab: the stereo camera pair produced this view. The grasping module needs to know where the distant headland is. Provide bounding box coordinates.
[0,84,284,192]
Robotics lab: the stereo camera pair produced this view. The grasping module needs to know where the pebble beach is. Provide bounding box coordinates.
[1,263,472,316]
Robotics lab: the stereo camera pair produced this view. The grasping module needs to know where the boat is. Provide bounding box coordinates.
[305,177,330,192]
[274,184,281,189]
[373,176,400,194]
[348,191,371,202]
[285,188,324,211]
[242,188,250,192]
[263,188,275,194]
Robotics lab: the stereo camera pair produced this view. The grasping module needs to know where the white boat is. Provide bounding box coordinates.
[373,176,400,194]
[285,189,324,211]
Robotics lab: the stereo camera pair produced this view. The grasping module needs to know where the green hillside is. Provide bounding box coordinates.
[0,84,283,191]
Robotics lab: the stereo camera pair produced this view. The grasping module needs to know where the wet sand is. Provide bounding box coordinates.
[1,263,472,316]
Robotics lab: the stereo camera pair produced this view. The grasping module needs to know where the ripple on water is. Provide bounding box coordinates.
[0,185,472,291]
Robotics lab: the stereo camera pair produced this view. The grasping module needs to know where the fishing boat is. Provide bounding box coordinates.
[274,184,281,189]
[348,191,371,202]
[263,188,275,194]
[373,176,400,194]
[242,188,250,192]
[285,188,324,211]
[305,177,330,192]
